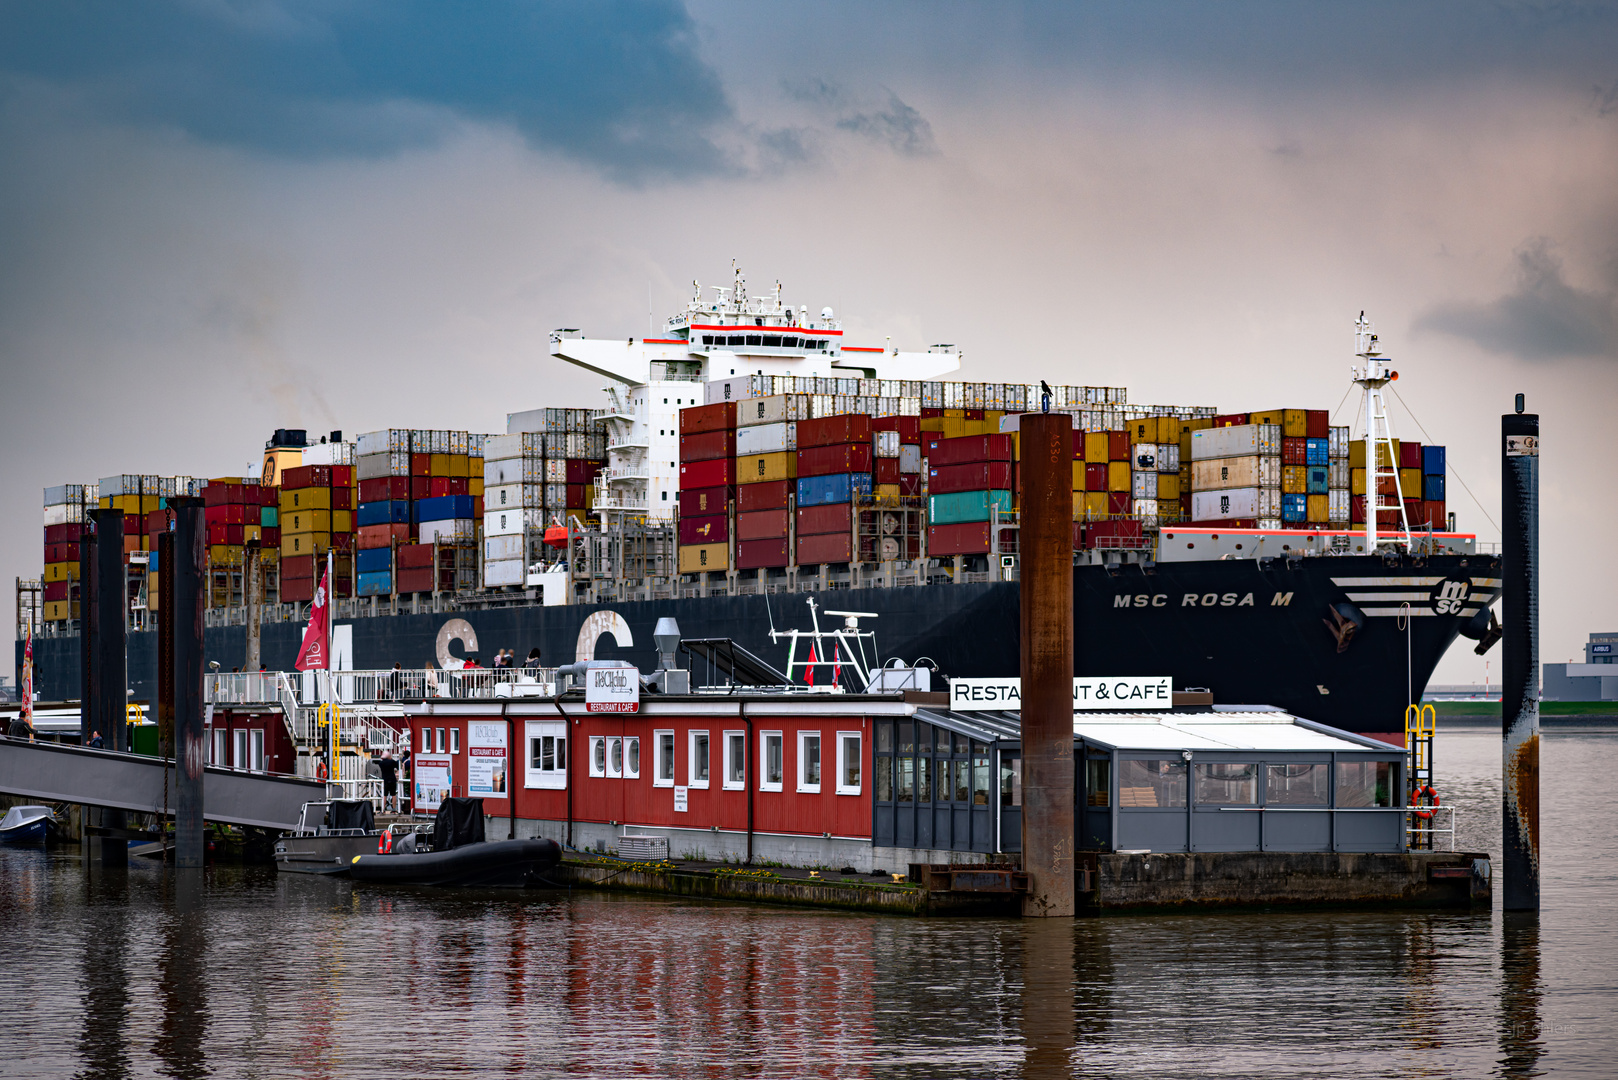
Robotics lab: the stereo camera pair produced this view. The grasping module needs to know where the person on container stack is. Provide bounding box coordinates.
[377,750,400,812]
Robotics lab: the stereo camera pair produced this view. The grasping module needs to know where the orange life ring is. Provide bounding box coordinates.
[377,829,393,854]
[315,759,328,781]
[1413,784,1439,819]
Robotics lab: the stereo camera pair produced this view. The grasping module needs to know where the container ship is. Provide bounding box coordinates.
[18,274,1499,744]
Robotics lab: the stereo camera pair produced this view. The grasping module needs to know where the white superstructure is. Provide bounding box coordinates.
[549,267,961,521]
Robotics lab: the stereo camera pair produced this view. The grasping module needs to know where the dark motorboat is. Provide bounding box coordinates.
[274,799,383,875]
[348,798,561,888]
[0,805,56,844]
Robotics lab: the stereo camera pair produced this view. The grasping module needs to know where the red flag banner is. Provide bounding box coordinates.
[295,566,331,671]
[804,644,817,687]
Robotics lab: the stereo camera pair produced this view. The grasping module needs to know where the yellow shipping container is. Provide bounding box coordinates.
[1071,461,1087,490]
[1351,467,1367,496]
[111,494,140,513]
[1307,494,1330,523]
[940,417,968,439]
[1348,440,1399,468]
[280,486,331,512]
[146,571,160,612]
[737,451,796,484]
[875,483,902,503]
[280,532,331,558]
[469,476,484,497]
[331,509,353,533]
[1282,409,1309,437]
[679,542,728,574]
[1282,465,1307,494]
[920,417,945,433]
[1399,468,1423,496]
[45,599,79,621]
[1107,461,1131,492]
[449,454,470,478]
[282,509,332,534]
[244,524,262,543]
[209,544,244,566]
[1084,431,1110,463]
[582,486,596,509]
[1251,410,1284,427]
[1158,473,1181,501]
[45,561,80,583]
[429,453,450,477]
[1083,491,1109,519]
[943,408,966,419]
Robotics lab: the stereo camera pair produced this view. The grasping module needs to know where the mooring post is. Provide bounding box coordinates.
[170,497,207,869]
[1019,411,1075,917]
[1501,398,1539,911]
[83,508,130,867]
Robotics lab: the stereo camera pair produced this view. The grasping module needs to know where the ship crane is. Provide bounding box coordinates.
[1351,312,1414,552]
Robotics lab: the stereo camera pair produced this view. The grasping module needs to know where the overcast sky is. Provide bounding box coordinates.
[3,1,1615,685]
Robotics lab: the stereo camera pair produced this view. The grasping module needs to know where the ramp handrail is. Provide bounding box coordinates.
[206,667,559,706]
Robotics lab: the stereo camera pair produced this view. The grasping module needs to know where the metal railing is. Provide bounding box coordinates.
[206,667,559,708]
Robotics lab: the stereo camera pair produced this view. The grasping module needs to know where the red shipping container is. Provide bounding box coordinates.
[679,486,733,517]
[357,523,412,549]
[331,487,354,510]
[738,479,791,513]
[445,478,468,497]
[1071,430,1084,460]
[1281,437,1308,466]
[430,477,452,498]
[736,537,790,570]
[281,553,317,579]
[965,409,985,421]
[397,544,433,569]
[1423,500,1447,528]
[738,509,789,541]
[678,514,728,545]
[44,580,71,602]
[875,458,901,484]
[261,484,278,506]
[1085,463,1108,492]
[921,407,944,418]
[899,474,922,497]
[679,401,737,435]
[680,458,738,489]
[929,461,1014,495]
[566,459,602,484]
[797,443,872,478]
[1108,431,1131,461]
[927,434,1013,466]
[44,543,77,563]
[143,510,165,533]
[1087,519,1145,546]
[45,523,83,544]
[330,465,353,488]
[679,430,736,463]
[411,476,431,500]
[280,577,314,603]
[244,505,262,526]
[797,532,853,564]
[206,504,242,526]
[873,416,922,444]
[1399,441,1423,469]
[797,413,872,449]
[1108,492,1132,515]
[398,567,435,594]
[207,522,227,545]
[473,496,483,518]
[360,476,410,503]
[566,484,587,507]
[1306,410,1330,439]
[262,527,281,545]
[282,465,332,489]
[411,453,431,477]
[1213,413,1249,428]
[797,503,853,537]
[927,521,991,556]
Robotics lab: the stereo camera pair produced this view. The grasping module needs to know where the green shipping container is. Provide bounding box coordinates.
[262,507,278,527]
[928,489,1013,525]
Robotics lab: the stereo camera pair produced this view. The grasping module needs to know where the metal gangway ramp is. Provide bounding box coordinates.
[0,736,322,831]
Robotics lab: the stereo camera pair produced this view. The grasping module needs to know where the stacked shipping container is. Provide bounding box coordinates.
[926,433,1015,556]
[677,402,737,573]
[481,414,606,589]
[41,484,92,624]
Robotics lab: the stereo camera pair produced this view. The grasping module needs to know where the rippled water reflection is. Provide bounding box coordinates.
[0,728,1612,1078]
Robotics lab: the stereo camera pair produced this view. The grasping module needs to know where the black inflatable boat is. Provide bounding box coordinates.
[348,797,560,888]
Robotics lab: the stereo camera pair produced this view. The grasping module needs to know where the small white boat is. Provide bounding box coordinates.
[0,805,57,844]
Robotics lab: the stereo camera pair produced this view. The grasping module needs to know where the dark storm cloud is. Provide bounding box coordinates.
[783,78,936,156]
[0,0,734,180]
[1416,239,1618,361]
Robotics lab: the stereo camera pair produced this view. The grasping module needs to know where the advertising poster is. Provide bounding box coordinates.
[413,755,453,811]
[468,722,508,798]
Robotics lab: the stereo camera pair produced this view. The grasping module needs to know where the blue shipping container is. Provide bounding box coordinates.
[1305,438,1330,466]
[357,500,410,527]
[416,494,475,523]
[262,506,278,527]
[1305,465,1329,495]
[356,548,391,575]
[356,570,392,597]
[796,473,873,508]
[1281,493,1308,522]
[928,489,1014,525]
[1423,473,1446,501]
[1422,445,1446,475]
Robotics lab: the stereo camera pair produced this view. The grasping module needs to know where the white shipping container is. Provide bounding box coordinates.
[487,483,543,509]
[483,557,525,588]
[1157,443,1181,473]
[736,421,797,456]
[1329,488,1350,522]
[1190,486,1281,521]
[1329,426,1351,459]
[484,457,543,486]
[485,507,544,536]
[899,444,923,474]
[1191,455,1281,492]
[705,376,766,405]
[44,484,89,506]
[356,452,409,481]
[1257,517,1283,531]
[1190,424,1282,461]
[98,474,141,498]
[484,434,522,462]
[1131,444,1160,471]
[1135,497,1160,524]
[420,519,477,545]
[485,534,523,561]
[1131,471,1158,499]
[874,430,900,459]
[44,503,85,526]
[1329,460,1349,489]
[545,459,567,482]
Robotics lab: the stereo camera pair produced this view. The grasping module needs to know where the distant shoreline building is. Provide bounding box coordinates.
[1542,632,1618,701]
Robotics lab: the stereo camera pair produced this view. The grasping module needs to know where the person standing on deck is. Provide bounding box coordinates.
[376,750,400,813]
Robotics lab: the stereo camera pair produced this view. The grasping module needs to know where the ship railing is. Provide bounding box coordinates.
[208,667,560,708]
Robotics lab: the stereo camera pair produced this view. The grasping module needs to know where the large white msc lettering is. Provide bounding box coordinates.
[950,676,1173,712]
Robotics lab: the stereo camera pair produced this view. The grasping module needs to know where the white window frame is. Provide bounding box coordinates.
[759,731,784,792]
[689,730,710,788]
[836,731,862,795]
[233,729,249,771]
[653,729,675,787]
[524,721,567,789]
[211,729,226,767]
[449,728,460,755]
[624,736,641,780]
[797,731,822,793]
[722,730,746,790]
[250,729,266,772]
[435,727,445,754]
[606,736,623,779]
[589,735,607,778]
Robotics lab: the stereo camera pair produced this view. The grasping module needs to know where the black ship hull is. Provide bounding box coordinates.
[23,553,1500,737]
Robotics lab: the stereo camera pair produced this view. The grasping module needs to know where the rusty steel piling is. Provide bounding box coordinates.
[1501,401,1539,911]
[1018,412,1075,917]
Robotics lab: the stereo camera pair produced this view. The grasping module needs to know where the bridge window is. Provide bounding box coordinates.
[745,335,762,346]
[762,335,781,347]
[782,336,798,347]
[727,335,743,346]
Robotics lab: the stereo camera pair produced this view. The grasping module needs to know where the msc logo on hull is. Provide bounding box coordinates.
[1114,591,1294,609]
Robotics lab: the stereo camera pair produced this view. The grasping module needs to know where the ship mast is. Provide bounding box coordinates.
[1351,313,1411,552]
